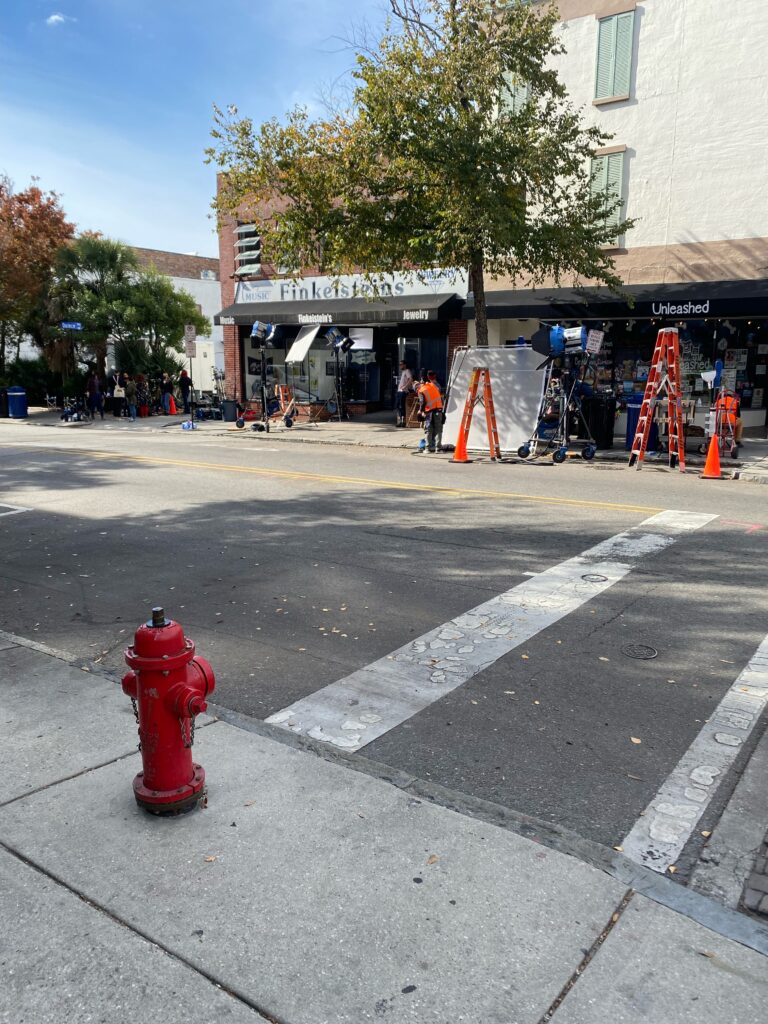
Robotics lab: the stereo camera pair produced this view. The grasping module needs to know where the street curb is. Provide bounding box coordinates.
[690,726,768,915]
[734,471,768,485]
[4,632,768,957]
[208,703,768,958]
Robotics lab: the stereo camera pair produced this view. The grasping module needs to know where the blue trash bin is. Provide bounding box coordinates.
[625,393,658,451]
[7,387,28,419]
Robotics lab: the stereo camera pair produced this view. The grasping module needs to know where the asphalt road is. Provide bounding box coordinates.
[2,421,767,857]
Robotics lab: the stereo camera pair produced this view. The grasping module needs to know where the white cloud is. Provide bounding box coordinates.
[46,13,76,28]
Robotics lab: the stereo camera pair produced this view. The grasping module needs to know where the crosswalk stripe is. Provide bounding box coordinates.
[622,635,768,873]
[266,510,717,750]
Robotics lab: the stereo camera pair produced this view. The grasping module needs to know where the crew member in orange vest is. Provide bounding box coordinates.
[417,371,444,453]
[715,390,743,447]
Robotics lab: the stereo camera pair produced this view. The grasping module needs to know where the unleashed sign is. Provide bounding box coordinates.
[651,300,710,316]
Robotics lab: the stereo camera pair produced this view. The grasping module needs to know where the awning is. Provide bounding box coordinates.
[215,292,462,327]
[462,279,768,321]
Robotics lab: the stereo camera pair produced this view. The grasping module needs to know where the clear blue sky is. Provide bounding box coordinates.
[1,1,387,257]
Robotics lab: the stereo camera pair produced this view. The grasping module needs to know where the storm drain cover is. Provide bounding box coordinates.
[582,574,608,583]
[621,643,658,660]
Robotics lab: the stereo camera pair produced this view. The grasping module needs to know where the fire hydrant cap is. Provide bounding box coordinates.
[132,619,187,659]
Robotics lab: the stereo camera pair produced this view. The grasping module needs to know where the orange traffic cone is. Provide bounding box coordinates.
[451,426,472,464]
[701,433,722,479]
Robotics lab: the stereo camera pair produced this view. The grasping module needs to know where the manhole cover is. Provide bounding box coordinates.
[582,573,608,583]
[621,643,658,660]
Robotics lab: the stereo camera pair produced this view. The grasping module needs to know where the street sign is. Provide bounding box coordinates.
[184,324,197,359]
[61,321,83,330]
[586,329,604,355]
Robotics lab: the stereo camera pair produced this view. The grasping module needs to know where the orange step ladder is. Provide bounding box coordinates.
[452,367,502,463]
[628,327,686,472]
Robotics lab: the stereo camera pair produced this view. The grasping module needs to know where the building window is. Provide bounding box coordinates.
[590,151,626,243]
[594,11,635,103]
[499,73,529,114]
[234,222,262,277]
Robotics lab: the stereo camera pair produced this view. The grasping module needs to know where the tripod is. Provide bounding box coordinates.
[257,345,272,433]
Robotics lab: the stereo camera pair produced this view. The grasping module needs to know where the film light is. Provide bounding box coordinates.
[324,326,354,353]
[251,321,278,345]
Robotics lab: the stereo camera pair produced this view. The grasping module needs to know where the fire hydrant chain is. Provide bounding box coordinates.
[130,697,141,751]
[181,716,196,749]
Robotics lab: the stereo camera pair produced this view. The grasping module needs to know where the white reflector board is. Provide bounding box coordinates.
[285,325,321,363]
[443,347,546,453]
[349,328,374,350]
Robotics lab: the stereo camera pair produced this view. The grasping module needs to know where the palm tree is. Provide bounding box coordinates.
[54,235,139,377]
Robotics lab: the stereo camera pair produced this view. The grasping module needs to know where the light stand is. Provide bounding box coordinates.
[250,321,278,432]
[327,327,353,422]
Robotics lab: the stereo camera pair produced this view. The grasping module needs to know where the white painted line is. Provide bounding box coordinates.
[622,636,768,874]
[266,510,716,750]
[0,629,78,663]
[0,504,30,517]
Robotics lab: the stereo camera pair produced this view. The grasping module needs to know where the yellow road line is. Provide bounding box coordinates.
[1,443,664,514]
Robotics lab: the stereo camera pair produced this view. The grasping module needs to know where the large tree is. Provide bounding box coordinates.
[0,176,74,372]
[115,268,210,376]
[53,234,141,377]
[51,236,211,380]
[208,0,631,347]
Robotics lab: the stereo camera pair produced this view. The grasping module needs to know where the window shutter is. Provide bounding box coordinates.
[590,155,608,204]
[613,11,635,96]
[595,17,617,99]
[500,72,529,113]
[591,152,625,239]
[605,152,625,231]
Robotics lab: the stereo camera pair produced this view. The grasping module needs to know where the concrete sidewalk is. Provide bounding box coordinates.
[10,406,768,473]
[1,635,767,1023]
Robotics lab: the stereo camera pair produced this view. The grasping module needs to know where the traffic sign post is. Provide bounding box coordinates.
[183,325,196,429]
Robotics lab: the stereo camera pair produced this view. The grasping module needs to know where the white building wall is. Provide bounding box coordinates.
[556,0,768,248]
[170,275,225,375]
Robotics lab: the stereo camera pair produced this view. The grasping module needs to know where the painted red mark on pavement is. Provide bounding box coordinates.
[721,519,765,534]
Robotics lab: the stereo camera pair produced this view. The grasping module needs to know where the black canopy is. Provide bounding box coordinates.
[215,292,462,327]
[462,279,768,321]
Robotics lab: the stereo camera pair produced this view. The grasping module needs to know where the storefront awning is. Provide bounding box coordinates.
[462,279,768,321]
[215,292,462,327]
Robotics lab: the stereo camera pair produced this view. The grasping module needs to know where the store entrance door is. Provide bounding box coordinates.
[398,336,448,385]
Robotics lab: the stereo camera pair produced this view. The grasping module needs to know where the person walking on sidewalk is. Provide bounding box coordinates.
[161,373,174,415]
[418,370,444,453]
[179,370,192,415]
[86,371,103,420]
[111,372,126,418]
[124,376,138,422]
[395,361,413,427]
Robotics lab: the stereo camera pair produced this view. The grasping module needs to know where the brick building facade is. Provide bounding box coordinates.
[215,199,470,412]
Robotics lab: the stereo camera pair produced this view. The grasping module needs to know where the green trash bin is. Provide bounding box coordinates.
[7,387,28,419]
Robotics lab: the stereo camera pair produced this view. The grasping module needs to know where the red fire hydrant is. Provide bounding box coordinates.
[122,607,215,815]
